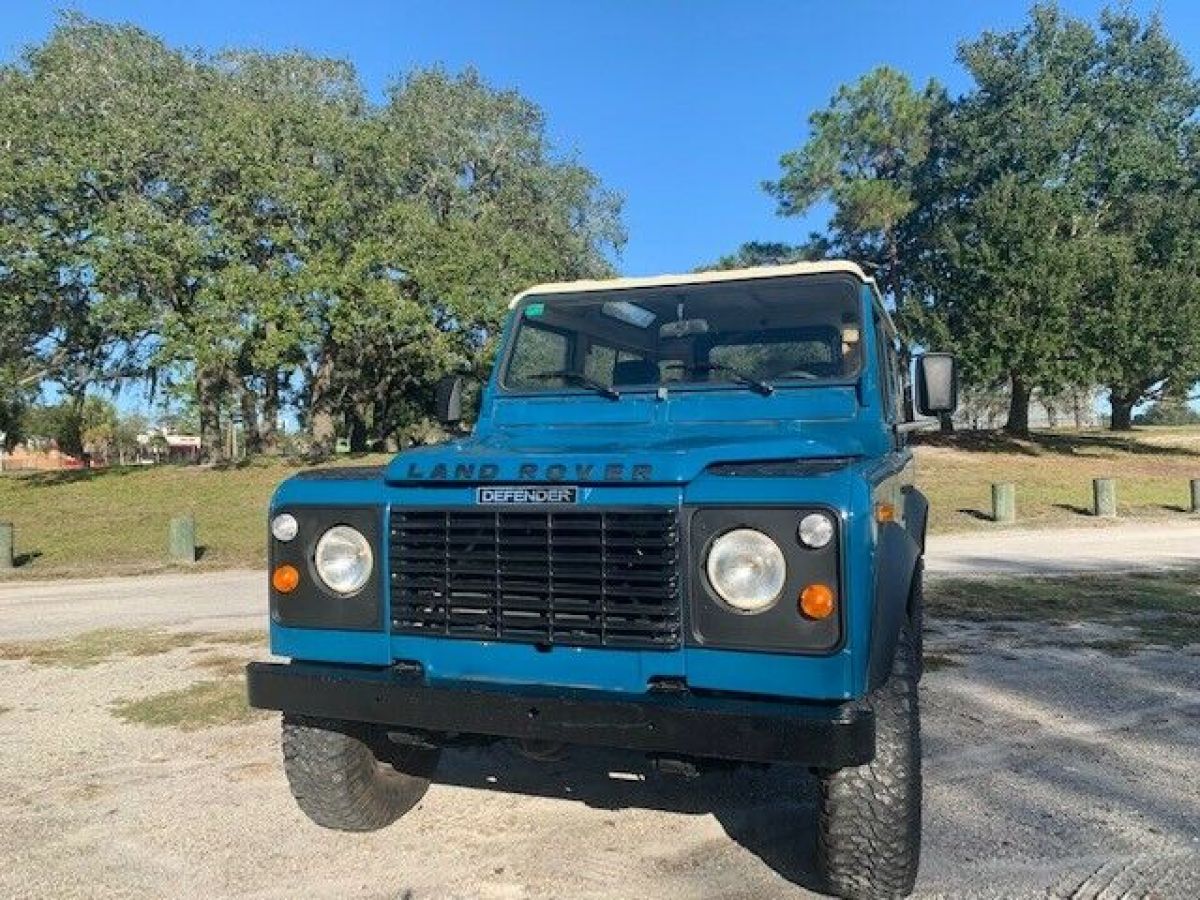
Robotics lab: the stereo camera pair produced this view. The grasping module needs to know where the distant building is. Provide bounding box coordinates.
[0,441,85,472]
[135,428,202,463]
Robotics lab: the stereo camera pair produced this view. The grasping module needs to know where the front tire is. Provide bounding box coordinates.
[281,714,440,832]
[817,618,922,899]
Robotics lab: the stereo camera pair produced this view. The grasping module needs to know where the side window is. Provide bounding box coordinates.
[884,334,905,419]
[507,325,569,388]
[583,342,618,386]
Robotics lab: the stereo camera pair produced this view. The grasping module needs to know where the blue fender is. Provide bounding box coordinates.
[866,486,928,691]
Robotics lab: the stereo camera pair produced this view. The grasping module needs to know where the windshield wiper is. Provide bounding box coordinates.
[686,363,774,396]
[535,370,621,400]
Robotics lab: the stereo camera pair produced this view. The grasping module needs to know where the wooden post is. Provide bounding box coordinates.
[0,522,13,569]
[1190,479,1200,514]
[168,514,196,564]
[1093,478,1117,518]
[991,483,1016,524]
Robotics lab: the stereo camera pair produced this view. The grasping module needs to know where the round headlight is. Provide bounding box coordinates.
[271,513,299,543]
[313,526,373,595]
[705,528,786,613]
[798,512,835,549]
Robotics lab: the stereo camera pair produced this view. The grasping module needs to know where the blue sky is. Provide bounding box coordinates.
[7,1,1200,278]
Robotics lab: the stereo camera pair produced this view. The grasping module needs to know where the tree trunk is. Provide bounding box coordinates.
[1109,390,1135,431]
[62,389,87,457]
[307,353,337,459]
[197,368,226,464]
[261,371,280,453]
[239,386,263,456]
[348,406,369,453]
[1044,400,1059,429]
[885,229,902,309]
[1004,372,1032,436]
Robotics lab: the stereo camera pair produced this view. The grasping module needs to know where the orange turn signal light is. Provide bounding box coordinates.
[800,583,835,620]
[272,564,300,594]
[875,502,896,523]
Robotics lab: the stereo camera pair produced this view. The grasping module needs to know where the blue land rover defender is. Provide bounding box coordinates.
[247,261,958,900]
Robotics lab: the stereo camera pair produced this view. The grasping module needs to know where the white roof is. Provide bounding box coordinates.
[508,260,878,308]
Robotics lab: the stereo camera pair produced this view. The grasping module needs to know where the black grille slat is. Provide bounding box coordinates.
[390,508,681,650]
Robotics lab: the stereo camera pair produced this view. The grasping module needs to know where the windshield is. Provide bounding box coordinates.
[502,274,864,393]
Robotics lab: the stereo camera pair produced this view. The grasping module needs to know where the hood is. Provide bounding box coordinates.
[386,420,869,486]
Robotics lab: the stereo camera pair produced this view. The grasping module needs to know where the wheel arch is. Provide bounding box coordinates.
[866,486,928,692]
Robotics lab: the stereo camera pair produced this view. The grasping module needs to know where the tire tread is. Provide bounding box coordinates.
[817,614,922,898]
[281,714,437,832]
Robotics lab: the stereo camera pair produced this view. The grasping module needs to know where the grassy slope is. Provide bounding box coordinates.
[1,427,1198,577]
[0,455,390,576]
[915,426,1200,533]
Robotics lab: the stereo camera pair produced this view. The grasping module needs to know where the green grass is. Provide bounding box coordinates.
[191,651,253,677]
[0,454,389,576]
[112,679,261,731]
[0,628,260,668]
[915,426,1200,533]
[926,568,1200,648]
[1,428,1199,577]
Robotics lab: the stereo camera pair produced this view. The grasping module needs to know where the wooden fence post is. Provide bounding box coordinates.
[168,514,196,564]
[1093,478,1117,518]
[0,522,12,570]
[1190,479,1200,514]
[991,483,1016,523]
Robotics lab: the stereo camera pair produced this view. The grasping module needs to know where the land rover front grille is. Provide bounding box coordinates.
[389,508,681,649]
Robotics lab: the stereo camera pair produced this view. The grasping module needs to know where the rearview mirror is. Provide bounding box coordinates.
[434,375,463,426]
[915,353,958,416]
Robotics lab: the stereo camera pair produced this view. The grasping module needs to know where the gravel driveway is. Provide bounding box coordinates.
[1,523,1198,898]
[1,620,1197,898]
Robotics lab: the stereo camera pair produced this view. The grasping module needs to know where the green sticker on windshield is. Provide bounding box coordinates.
[525,302,545,317]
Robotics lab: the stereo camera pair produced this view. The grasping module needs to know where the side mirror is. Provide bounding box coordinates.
[434,375,464,426]
[915,353,959,416]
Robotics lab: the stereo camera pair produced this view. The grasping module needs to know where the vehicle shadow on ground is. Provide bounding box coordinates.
[433,743,825,892]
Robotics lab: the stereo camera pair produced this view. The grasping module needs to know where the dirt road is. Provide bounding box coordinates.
[0,569,263,640]
[924,520,1200,577]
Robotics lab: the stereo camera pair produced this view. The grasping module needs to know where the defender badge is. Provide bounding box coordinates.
[476,486,579,504]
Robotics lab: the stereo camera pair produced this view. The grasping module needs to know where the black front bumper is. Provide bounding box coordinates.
[247,661,874,767]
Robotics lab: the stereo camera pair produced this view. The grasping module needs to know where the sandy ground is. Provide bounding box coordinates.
[0,622,1198,897]
[1,523,1198,898]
